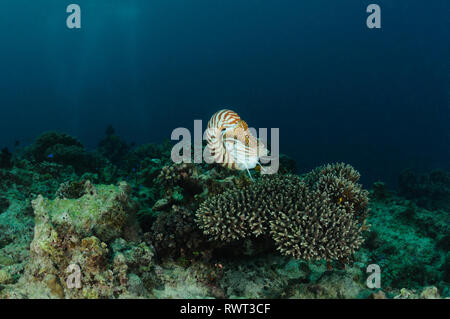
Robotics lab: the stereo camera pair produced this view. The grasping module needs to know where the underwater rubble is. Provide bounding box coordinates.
[0,130,448,299]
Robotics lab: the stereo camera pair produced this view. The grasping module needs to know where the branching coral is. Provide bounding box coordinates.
[269,186,365,261]
[305,163,369,221]
[195,163,369,262]
[196,175,301,242]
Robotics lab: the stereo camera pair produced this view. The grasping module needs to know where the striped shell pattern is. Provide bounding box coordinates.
[205,109,268,171]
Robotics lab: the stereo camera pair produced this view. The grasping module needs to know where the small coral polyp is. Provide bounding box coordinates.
[196,163,369,262]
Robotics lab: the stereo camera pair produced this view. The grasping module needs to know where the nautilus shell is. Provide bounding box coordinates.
[205,109,268,172]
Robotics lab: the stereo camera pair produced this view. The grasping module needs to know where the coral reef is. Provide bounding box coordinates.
[0,147,12,169]
[362,189,449,292]
[371,181,390,200]
[98,125,131,166]
[149,205,213,260]
[304,163,369,221]
[393,286,442,299]
[1,181,153,299]
[0,196,9,214]
[398,169,450,211]
[196,175,298,242]
[19,131,103,175]
[0,130,448,299]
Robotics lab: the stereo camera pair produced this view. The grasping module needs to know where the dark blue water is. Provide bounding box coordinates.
[0,0,449,187]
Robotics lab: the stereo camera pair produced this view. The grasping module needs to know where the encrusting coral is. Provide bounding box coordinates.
[196,163,369,262]
[1,181,154,299]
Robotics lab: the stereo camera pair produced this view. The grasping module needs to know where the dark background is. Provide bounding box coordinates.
[0,0,448,187]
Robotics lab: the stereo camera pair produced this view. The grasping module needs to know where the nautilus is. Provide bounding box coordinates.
[205,109,268,177]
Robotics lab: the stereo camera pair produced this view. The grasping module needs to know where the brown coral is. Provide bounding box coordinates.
[195,164,369,262]
[149,205,213,260]
[158,163,200,190]
[195,175,301,242]
[305,163,369,221]
[269,186,365,261]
